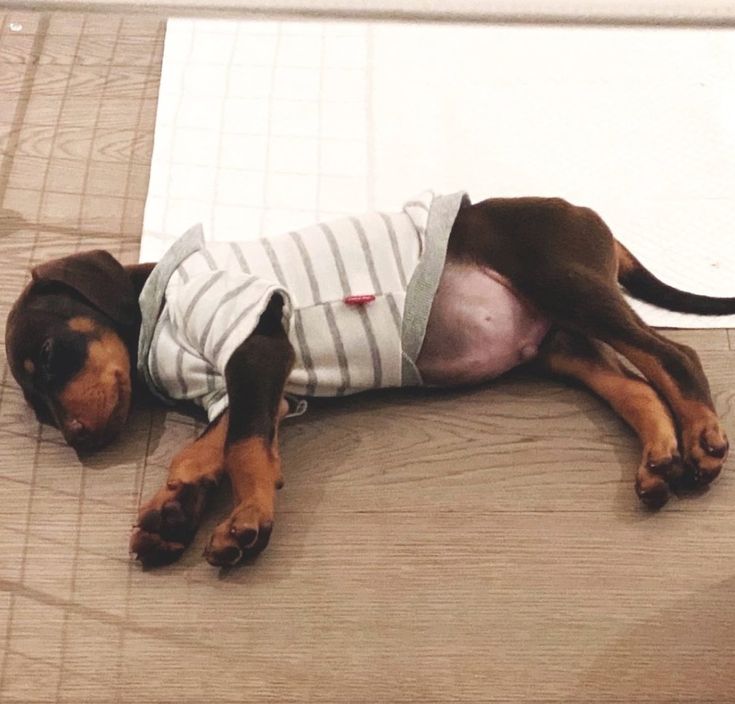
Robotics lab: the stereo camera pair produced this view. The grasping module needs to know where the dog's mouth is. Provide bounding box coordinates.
[59,375,131,452]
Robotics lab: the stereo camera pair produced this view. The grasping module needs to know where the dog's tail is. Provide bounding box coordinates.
[615,241,735,315]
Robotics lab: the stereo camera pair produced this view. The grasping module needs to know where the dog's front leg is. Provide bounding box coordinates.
[131,414,227,566]
[204,296,294,567]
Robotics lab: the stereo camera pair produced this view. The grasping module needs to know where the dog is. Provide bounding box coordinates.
[6,192,735,569]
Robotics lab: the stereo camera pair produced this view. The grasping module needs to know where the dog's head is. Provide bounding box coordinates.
[5,250,145,451]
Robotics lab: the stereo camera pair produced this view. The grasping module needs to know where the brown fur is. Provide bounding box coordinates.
[130,413,228,565]
[541,331,679,508]
[5,196,734,568]
[204,436,282,566]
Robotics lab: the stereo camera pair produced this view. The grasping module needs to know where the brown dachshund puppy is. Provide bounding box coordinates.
[6,195,735,568]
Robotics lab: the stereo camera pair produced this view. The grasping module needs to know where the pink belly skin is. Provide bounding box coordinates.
[416,261,551,386]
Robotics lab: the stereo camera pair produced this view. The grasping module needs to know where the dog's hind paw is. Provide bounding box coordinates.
[634,440,682,510]
[635,472,670,510]
[682,415,729,487]
[130,479,214,567]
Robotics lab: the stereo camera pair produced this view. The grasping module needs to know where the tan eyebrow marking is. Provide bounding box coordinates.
[68,317,96,333]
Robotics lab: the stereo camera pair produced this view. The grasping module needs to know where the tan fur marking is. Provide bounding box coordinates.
[547,354,676,448]
[226,437,281,506]
[68,316,97,333]
[204,436,281,564]
[549,341,727,483]
[23,359,35,375]
[613,345,679,400]
[168,412,228,485]
[612,343,714,421]
[610,346,727,469]
[130,414,231,563]
[58,329,130,437]
[544,342,681,505]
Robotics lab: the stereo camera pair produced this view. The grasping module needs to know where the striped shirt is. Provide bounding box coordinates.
[137,191,468,421]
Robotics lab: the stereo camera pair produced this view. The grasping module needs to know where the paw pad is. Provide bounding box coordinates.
[700,432,729,460]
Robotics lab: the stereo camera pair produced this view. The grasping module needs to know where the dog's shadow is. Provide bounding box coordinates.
[570,574,735,699]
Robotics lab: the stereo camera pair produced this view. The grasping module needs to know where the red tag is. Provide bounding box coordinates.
[344,294,376,306]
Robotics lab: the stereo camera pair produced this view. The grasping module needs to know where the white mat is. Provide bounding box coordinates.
[142,19,735,327]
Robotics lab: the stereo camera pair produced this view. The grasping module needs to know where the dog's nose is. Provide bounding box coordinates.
[64,418,118,452]
[64,418,90,447]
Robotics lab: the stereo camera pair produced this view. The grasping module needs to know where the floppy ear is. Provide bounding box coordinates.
[31,250,140,331]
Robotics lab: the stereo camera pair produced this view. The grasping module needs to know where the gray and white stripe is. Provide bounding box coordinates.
[320,222,383,390]
[139,190,466,419]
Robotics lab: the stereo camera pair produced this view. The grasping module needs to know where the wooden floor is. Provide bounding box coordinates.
[1,10,735,703]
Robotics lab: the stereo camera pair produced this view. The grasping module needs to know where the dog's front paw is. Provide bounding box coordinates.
[130,479,215,567]
[204,500,274,567]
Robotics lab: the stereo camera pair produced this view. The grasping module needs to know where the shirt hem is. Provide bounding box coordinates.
[136,223,206,401]
[401,191,469,386]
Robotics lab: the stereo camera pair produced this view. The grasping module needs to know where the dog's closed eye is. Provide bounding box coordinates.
[38,338,55,379]
[18,331,90,428]
[35,333,87,388]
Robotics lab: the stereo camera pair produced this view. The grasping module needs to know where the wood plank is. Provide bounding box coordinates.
[663,327,732,351]
[0,35,159,67]
[0,15,164,704]
[17,96,157,131]
[0,92,21,124]
[2,64,157,98]
[0,12,42,35]
[6,155,149,199]
[0,34,36,64]
[34,34,165,66]
[5,509,735,703]
[3,122,153,164]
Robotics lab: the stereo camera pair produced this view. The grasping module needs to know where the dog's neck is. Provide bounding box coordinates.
[124,263,155,299]
[122,262,159,404]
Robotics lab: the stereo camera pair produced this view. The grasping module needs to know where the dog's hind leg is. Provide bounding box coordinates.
[542,276,728,488]
[204,295,295,567]
[130,416,227,566]
[449,198,728,489]
[538,330,679,508]
[604,319,728,486]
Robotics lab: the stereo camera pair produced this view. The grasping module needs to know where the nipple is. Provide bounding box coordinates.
[519,344,538,362]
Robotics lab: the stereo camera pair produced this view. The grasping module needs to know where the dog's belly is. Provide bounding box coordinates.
[417,261,551,386]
